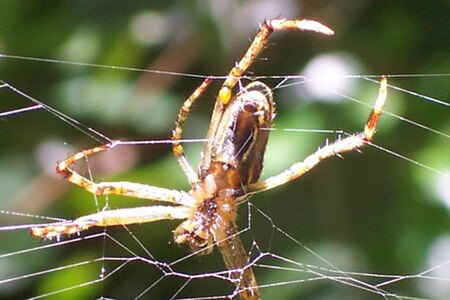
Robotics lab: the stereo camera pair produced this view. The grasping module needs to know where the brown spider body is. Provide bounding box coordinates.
[174,82,274,299]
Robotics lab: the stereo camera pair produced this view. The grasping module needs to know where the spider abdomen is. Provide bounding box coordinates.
[200,81,275,186]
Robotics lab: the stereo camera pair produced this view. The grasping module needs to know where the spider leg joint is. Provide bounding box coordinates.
[106,140,121,149]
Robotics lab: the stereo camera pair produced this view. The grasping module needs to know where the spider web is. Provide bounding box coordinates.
[1,60,449,300]
[1,5,450,300]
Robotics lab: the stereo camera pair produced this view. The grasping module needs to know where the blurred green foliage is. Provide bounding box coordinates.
[0,1,448,299]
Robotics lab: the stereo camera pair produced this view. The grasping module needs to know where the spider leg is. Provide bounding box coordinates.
[217,19,334,105]
[213,221,259,299]
[172,77,213,186]
[31,205,191,239]
[57,143,195,207]
[246,76,387,194]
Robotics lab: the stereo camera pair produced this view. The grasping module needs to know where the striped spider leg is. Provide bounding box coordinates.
[31,19,386,300]
[247,76,387,194]
[30,142,197,239]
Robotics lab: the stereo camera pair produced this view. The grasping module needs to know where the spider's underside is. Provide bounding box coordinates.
[31,19,387,300]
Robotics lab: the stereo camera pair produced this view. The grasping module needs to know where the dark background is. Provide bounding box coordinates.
[0,1,449,299]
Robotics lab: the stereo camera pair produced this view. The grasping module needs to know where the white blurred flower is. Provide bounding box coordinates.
[301,53,361,102]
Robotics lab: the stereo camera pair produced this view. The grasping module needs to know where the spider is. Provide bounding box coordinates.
[31,19,387,300]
